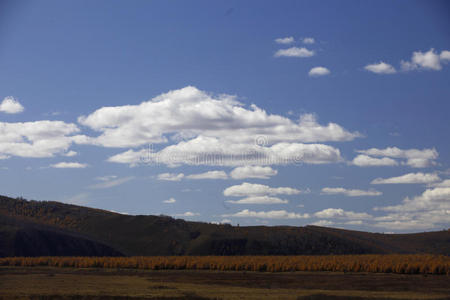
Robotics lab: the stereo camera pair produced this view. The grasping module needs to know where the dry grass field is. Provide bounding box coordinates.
[1,255,449,274]
[1,266,449,300]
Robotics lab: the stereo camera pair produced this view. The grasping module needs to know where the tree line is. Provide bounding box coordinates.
[0,255,448,275]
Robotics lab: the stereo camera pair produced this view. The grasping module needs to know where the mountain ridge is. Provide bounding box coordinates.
[1,195,449,257]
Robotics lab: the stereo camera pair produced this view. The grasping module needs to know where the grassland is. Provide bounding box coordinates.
[1,266,450,300]
[1,255,449,274]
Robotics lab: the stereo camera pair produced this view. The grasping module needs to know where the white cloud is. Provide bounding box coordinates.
[157,173,185,181]
[321,187,382,197]
[224,182,301,197]
[357,147,438,168]
[308,67,330,77]
[0,120,84,159]
[274,47,315,57]
[0,96,24,114]
[373,219,437,231]
[223,209,309,219]
[174,211,200,217]
[50,162,88,169]
[375,187,450,213]
[230,166,277,179]
[108,137,344,167]
[374,211,433,230]
[79,87,358,148]
[372,181,450,230]
[314,208,372,220]
[345,220,363,225]
[401,48,449,71]
[275,36,294,44]
[106,210,130,215]
[88,176,134,189]
[311,218,363,227]
[440,50,450,61]
[95,175,118,181]
[226,196,288,204]
[63,150,77,157]
[310,220,334,226]
[186,170,228,180]
[371,172,440,184]
[157,170,228,181]
[429,179,450,188]
[79,87,358,168]
[45,111,62,117]
[79,87,361,170]
[163,197,176,203]
[368,49,450,75]
[373,209,450,231]
[302,37,315,44]
[364,62,396,74]
[181,188,201,192]
[351,155,398,167]
[63,192,90,205]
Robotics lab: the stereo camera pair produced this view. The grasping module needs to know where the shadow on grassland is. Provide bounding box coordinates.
[12,294,223,300]
[297,295,450,300]
[8,295,450,300]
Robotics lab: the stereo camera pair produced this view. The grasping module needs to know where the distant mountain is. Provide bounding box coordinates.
[0,195,449,257]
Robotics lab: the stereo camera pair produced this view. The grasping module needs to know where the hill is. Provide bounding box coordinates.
[0,214,122,257]
[0,195,449,256]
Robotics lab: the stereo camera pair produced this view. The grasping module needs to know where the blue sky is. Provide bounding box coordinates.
[1,0,449,232]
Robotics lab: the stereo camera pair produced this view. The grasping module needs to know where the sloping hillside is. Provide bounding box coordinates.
[0,214,123,257]
[0,195,449,256]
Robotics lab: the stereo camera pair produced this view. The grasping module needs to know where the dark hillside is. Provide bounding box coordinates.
[1,195,449,256]
[0,214,123,257]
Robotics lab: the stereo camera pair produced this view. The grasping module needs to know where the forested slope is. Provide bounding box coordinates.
[1,195,449,256]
